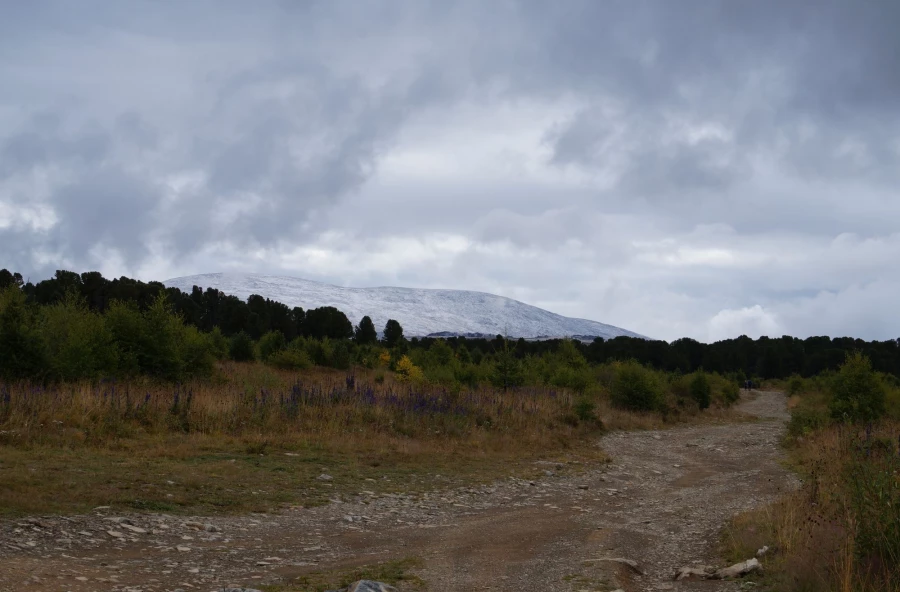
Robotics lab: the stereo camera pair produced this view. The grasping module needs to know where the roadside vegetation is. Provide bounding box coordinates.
[0,274,744,517]
[723,352,900,592]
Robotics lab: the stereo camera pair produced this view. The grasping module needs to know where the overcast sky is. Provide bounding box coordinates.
[2,0,899,342]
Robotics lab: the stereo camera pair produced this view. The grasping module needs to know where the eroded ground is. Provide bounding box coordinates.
[0,392,796,592]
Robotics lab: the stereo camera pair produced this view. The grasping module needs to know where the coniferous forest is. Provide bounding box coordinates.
[2,268,899,383]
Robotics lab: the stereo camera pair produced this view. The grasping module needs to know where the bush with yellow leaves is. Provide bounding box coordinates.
[395,354,424,383]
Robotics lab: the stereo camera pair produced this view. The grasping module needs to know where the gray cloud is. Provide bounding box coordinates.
[2,0,899,341]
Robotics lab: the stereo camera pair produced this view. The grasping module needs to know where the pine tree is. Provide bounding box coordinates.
[490,338,523,391]
[383,319,404,348]
[355,315,378,345]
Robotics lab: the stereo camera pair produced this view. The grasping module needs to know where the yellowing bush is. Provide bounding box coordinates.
[395,355,424,383]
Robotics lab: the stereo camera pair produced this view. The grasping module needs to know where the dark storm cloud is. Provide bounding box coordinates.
[531,0,900,196]
[1,0,496,273]
[52,168,159,261]
[5,0,899,267]
[1,114,110,177]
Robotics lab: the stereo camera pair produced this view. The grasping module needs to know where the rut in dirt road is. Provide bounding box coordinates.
[0,392,796,592]
[585,391,796,591]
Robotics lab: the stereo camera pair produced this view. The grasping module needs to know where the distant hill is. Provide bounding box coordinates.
[163,273,646,340]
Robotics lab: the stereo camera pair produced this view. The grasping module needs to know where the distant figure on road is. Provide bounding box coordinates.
[744,379,752,391]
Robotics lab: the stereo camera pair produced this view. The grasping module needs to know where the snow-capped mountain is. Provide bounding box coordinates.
[163,273,646,340]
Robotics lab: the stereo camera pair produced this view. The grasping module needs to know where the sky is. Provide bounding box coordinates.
[1,0,899,343]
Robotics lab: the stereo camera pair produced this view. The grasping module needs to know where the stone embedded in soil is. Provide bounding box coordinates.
[675,558,762,581]
[120,524,147,534]
[712,558,762,579]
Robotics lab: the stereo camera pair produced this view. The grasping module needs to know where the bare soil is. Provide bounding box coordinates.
[0,391,796,592]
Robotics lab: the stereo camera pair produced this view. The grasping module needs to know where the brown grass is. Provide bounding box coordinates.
[0,362,741,517]
[722,420,900,592]
[0,362,604,516]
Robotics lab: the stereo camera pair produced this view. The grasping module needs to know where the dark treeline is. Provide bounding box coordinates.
[0,268,351,341]
[3,268,900,380]
[413,333,900,380]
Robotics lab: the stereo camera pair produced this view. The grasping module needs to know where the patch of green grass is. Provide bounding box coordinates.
[127,499,177,512]
[262,557,424,592]
[0,434,606,517]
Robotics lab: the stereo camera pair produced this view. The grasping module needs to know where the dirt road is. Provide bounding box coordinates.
[0,391,796,592]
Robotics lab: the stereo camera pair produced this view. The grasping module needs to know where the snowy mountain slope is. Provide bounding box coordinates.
[163,273,646,340]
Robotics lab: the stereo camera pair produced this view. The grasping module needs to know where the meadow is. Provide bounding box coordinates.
[0,354,742,517]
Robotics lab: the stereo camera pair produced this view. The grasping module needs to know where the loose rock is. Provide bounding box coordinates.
[712,558,762,579]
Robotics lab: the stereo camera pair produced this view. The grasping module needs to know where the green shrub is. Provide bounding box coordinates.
[140,294,185,380]
[490,345,524,391]
[457,345,472,364]
[229,331,256,362]
[787,407,829,439]
[829,352,886,423]
[843,442,900,577]
[555,339,588,370]
[454,365,480,389]
[331,340,352,370]
[610,360,663,411]
[573,397,597,422]
[267,348,312,370]
[469,347,484,365]
[426,339,456,367]
[550,366,593,394]
[425,364,458,386]
[886,386,900,420]
[353,344,382,369]
[103,300,145,376]
[258,330,287,362]
[206,326,230,360]
[721,381,741,405]
[0,286,46,380]
[689,371,712,410]
[39,292,118,381]
[306,337,334,366]
[102,294,215,381]
[786,374,806,396]
[178,325,215,378]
